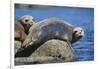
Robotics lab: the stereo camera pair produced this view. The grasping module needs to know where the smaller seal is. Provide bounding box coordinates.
[22,17,84,48]
[15,15,36,42]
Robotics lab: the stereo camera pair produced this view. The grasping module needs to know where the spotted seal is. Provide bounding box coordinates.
[22,17,84,48]
[15,15,36,42]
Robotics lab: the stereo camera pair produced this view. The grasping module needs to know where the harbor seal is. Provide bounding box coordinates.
[22,17,84,48]
[15,15,36,42]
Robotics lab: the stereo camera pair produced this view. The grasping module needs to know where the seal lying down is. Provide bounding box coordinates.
[22,17,84,48]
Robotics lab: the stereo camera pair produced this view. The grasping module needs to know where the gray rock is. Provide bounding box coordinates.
[14,41,21,54]
[30,39,75,61]
[15,39,75,65]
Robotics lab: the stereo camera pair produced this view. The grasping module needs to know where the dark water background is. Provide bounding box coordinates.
[15,5,94,61]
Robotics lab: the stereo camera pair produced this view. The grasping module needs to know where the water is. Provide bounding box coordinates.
[15,5,94,61]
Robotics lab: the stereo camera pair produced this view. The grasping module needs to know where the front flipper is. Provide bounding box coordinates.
[22,38,32,48]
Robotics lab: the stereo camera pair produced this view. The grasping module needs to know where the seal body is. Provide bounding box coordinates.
[22,17,84,48]
[15,15,36,42]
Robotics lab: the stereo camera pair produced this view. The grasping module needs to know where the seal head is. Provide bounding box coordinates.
[71,27,84,43]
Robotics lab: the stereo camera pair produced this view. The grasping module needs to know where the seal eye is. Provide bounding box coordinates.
[73,30,78,37]
[25,19,29,22]
[74,31,77,34]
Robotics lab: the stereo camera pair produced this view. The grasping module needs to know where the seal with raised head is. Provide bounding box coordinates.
[22,17,84,48]
[15,15,36,42]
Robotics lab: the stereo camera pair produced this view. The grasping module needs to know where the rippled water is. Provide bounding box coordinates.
[15,4,94,61]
